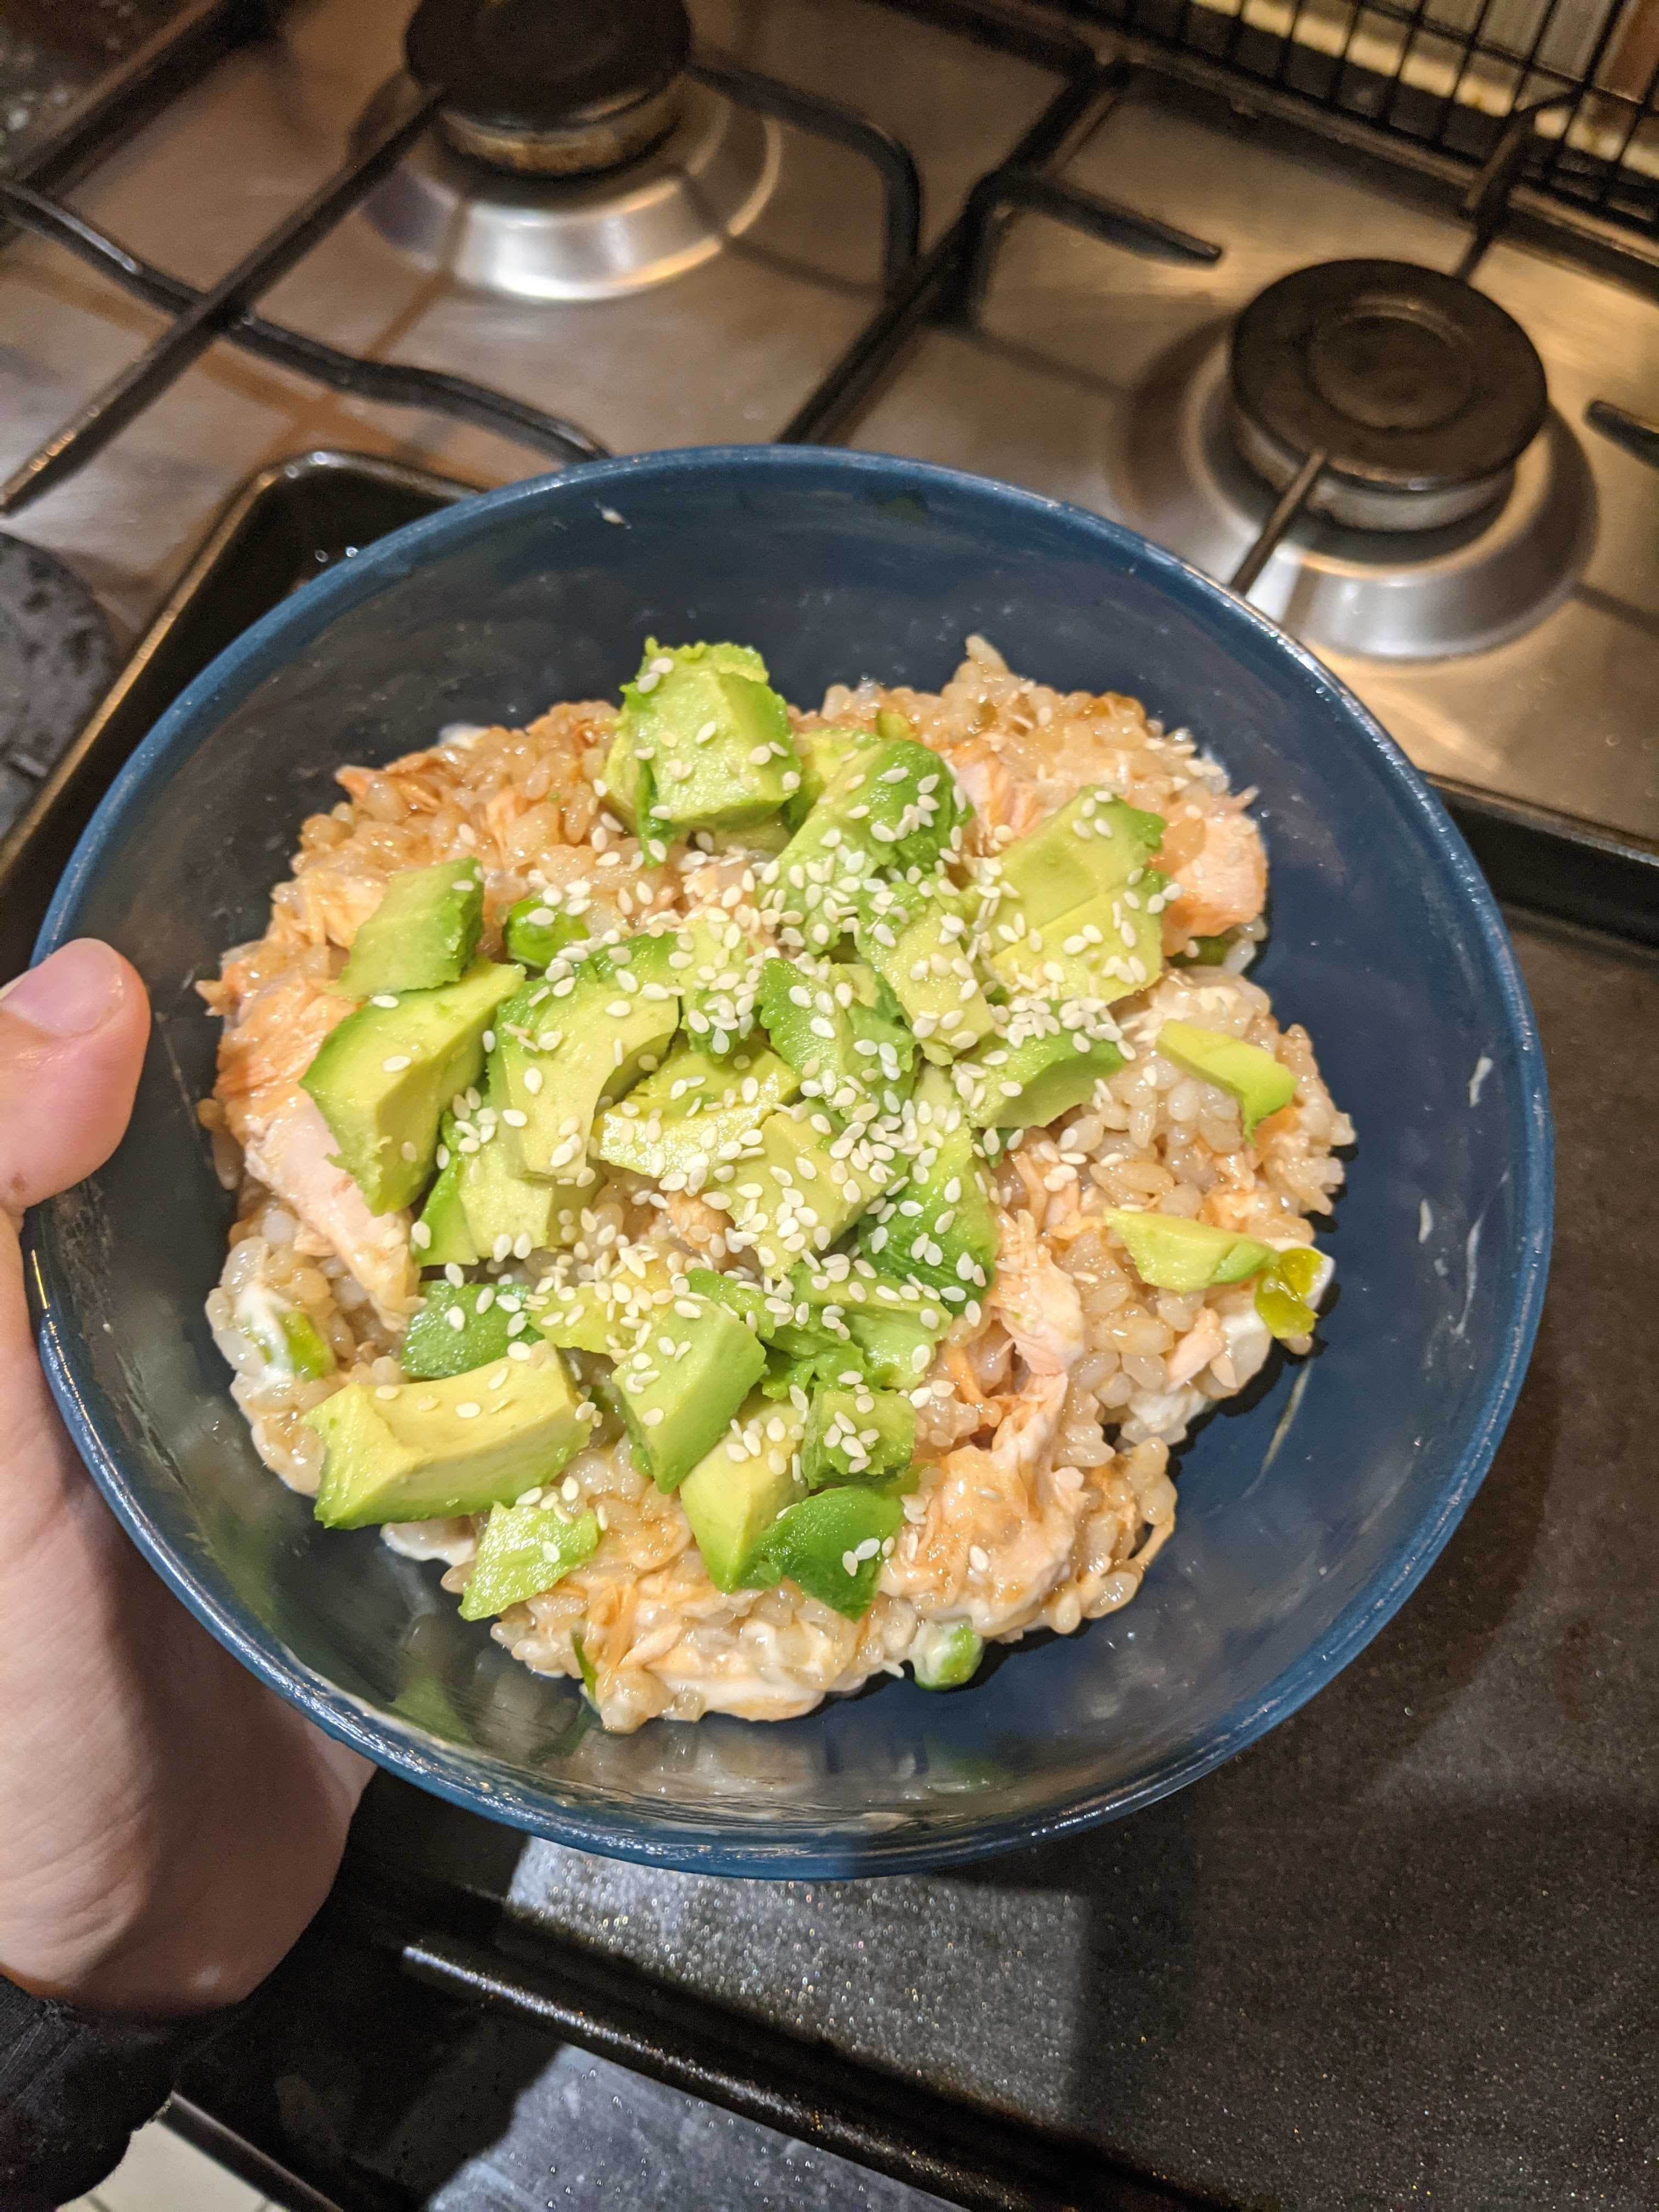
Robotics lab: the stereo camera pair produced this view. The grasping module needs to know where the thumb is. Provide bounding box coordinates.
[0,939,150,1222]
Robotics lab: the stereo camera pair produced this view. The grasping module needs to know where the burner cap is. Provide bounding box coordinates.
[1230,259,1548,499]
[407,0,691,142]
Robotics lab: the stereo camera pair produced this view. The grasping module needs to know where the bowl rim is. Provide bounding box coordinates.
[28,444,1553,1877]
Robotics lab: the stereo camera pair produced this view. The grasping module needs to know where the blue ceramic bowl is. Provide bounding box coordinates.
[30,448,1550,1876]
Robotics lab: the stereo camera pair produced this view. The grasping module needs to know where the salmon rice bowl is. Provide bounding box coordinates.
[199,633,1352,1736]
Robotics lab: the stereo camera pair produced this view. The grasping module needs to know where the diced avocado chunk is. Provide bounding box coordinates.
[859,1069,996,1310]
[414,1139,479,1266]
[532,1282,620,1356]
[766,738,968,951]
[1173,933,1232,968]
[595,1036,796,1181]
[453,1074,573,1257]
[337,859,483,998]
[743,1485,903,1618]
[848,1309,938,1389]
[1156,1020,1295,1137]
[1103,1209,1274,1293]
[721,1108,900,1275]
[402,1279,543,1380]
[670,912,768,1052]
[679,1396,806,1590]
[307,1351,590,1527]
[234,1285,336,1380]
[531,1250,671,1355]
[787,1258,947,1330]
[758,957,915,1123]
[607,1292,769,1493]
[301,958,523,1214]
[459,1502,600,1620]
[953,1022,1125,1131]
[912,1619,984,1690]
[686,1267,777,1339]
[856,879,994,1062]
[605,639,798,835]
[783,724,881,827]
[990,791,1165,933]
[760,1322,867,1402]
[802,1385,915,1491]
[1255,1244,1331,1341]
[982,792,1167,1003]
[503,895,588,972]
[495,943,679,1177]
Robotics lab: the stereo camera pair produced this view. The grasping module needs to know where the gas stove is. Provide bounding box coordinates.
[2,0,1658,917]
[4,3,1659,2207]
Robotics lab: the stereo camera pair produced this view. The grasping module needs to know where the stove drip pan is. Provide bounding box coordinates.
[356,75,778,302]
[1119,328,1596,661]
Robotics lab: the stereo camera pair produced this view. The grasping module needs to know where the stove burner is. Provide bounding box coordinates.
[407,0,692,177]
[356,72,778,301]
[0,536,115,844]
[1118,323,1594,662]
[1229,259,1549,533]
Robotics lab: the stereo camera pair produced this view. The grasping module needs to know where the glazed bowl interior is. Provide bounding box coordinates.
[31,448,1550,1876]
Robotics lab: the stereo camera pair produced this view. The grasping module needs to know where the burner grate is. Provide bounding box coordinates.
[1059,0,1659,241]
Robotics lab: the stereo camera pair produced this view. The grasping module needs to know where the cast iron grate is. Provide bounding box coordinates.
[1059,0,1659,238]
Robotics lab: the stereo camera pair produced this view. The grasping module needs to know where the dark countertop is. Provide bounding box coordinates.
[207,909,1656,2212]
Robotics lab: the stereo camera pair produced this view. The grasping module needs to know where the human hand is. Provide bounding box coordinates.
[0,941,370,2015]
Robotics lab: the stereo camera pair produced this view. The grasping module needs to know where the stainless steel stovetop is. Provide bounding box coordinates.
[3,0,1657,860]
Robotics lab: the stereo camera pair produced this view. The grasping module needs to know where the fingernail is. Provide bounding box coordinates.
[0,939,127,1037]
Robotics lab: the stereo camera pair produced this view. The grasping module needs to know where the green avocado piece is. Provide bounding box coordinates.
[990,791,1165,933]
[912,1619,984,1689]
[982,792,1167,1003]
[1156,1020,1296,1137]
[719,1108,901,1276]
[669,912,768,1052]
[783,724,882,828]
[532,1282,620,1357]
[786,1257,946,1325]
[801,1385,915,1490]
[953,1021,1125,1131]
[453,1075,568,1257]
[858,1069,997,1310]
[337,859,483,998]
[402,1279,544,1380]
[760,1326,868,1403]
[234,1286,336,1380]
[503,895,589,972]
[1172,932,1232,968]
[413,1139,479,1266]
[307,1352,591,1527]
[855,878,994,1063]
[847,1309,938,1390]
[605,639,799,836]
[528,1246,683,1358]
[606,1291,769,1493]
[765,737,968,952]
[458,1501,600,1620]
[758,957,915,1123]
[742,1485,904,1618]
[1254,1244,1329,1341]
[679,1396,806,1590]
[495,941,679,1177]
[1103,1209,1274,1293]
[685,1267,779,1339]
[301,958,523,1214]
[595,1035,797,1182]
